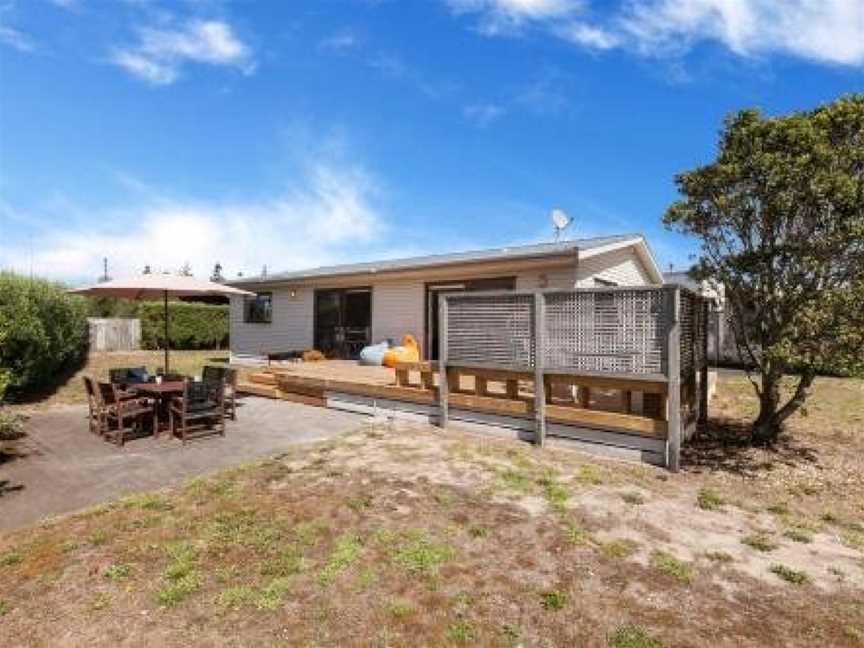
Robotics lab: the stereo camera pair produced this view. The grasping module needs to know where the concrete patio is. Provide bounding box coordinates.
[0,396,364,532]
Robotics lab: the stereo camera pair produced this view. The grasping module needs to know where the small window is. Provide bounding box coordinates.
[244,292,272,323]
[594,277,618,287]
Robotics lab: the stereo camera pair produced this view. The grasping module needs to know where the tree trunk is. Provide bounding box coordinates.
[751,370,815,445]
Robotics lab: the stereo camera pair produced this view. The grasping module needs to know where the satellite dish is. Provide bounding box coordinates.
[550,208,571,241]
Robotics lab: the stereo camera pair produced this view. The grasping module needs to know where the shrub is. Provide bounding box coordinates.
[0,272,89,397]
[0,410,26,442]
[139,301,228,350]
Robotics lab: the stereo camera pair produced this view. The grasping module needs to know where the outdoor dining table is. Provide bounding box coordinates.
[133,381,186,436]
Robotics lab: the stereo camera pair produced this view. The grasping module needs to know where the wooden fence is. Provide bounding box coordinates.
[88,318,141,352]
[439,285,709,470]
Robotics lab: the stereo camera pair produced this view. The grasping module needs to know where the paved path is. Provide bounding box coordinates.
[0,397,363,532]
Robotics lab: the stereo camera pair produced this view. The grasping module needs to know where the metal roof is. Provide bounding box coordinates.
[231,234,643,285]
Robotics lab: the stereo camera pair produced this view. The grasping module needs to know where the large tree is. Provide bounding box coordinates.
[664,95,864,444]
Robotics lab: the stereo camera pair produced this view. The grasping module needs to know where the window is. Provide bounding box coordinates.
[244,292,272,323]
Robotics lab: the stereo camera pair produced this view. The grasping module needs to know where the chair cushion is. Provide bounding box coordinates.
[187,399,219,413]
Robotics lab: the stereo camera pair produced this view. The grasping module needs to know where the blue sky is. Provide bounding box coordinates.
[0,0,861,283]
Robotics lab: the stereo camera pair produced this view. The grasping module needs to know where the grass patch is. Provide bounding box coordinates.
[540,476,569,512]
[600,539,639,560]
[741,532,778,553]
[499,468,534,494]
[575,464,603,485]
[704,551,734,563]
[447,621,476,643]
[260,547,305,577]
[387,599,415,619]
[0,600,9,616]
[563,519,592,545]
[294,520,327,547]
[540,590,567,611]
[696,488,726,512]
[500,624,522,647]
[157,542,201,607]
[103,563,131,581]
[608,624,664,648]
[392,535,454,575]
[783,527,814,544]
[319,533,363,585]
[256,577,292,610]
[769,564,810,585]
[347,495,372,512]
[621,491,646,505]
[651,550,694,583]
[216,586,257,610]
[0,551,22,567]
[766,503,791,516]
[119,492,173,512]
[467,526,487,539]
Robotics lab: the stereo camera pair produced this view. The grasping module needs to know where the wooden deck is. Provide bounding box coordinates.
[238,360,672,464]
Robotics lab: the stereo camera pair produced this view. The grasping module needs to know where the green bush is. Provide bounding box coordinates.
[0,272,88,397]
[140,302,229,350]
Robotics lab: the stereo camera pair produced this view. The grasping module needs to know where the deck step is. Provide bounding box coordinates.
[248,372,278,386]
[237,382,279,398]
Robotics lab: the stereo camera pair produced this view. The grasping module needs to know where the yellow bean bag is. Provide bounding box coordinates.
[382,334,420,367]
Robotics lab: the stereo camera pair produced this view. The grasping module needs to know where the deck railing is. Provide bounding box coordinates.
[439,285,709,470]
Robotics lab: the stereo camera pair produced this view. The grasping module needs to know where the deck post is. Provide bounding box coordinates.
[699,298,709,427]
[666,286,682,471]
[438,295,449,429]
[533,292,546,447]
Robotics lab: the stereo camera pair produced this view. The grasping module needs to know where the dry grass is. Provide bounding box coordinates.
[0,373,862,646]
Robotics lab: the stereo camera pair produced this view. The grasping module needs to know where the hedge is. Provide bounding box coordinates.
[0,271,89,398]
[140,301,229,350]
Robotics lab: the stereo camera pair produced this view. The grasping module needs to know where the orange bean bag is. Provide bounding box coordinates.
[382,334,420,367]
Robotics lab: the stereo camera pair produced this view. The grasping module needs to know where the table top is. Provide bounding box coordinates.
[133,381,185,394]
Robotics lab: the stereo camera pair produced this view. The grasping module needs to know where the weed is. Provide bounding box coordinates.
[158,542,201,607]
[103,563,131,581]
[500,624,522,647]
[467,526,488,539]
[622,491,646,506]
[575,464,603,485]
[261,547,305,577]
[539,474,569,511]
[387,599,415,618]
[158,574,202,607]
[256,577,292,610]
[741,532,778,552]
[696,488,726,512]
[447,621,476,643]
[319,533,363,585]
[608,624,664,648]
[841,529,864,551]
[842,625,863,645]
[89,593,112,611]
[0,600,9,616]
[821,511,839,524]
[563,519,591,545]
[769,564,810,585]
[347,495,372,512]
[651,550,694,583]
[540,590,567,611]
[217,586,257,610]
[0,551,21,567]
[704,551,734,563]
[393,536,454,575]
[355,568,377,592]
[88,530,110,546]
[600,539,639,560]
[783,527,814,544]
[120,492,173,512]
[294,520,327,547]
[499,468,534,494]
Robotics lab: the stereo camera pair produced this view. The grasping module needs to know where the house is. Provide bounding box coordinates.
[227,234,663,364]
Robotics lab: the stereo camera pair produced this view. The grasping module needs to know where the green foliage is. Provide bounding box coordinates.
[741,532,778,553]
[540,590,567,610]
[663,95,864,441]
[769,564,810,585]
[651,550,695,583]
[696,488,726,512]
[103,563,131,581]
[0,272,88,397]
[608,625,664,648]
[0,410,26,442]
[139,301,229,350]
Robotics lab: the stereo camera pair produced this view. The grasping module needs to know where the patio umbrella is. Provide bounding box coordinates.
[69,274,254,373]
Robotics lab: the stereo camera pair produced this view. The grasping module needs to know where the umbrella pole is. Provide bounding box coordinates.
[164,290,169,374]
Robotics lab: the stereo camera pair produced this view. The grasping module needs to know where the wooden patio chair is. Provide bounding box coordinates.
[95,381,155,446]
[168,379,225,445]
[108,366,149,401]
[202,365,238,420]
[82,375,101,435]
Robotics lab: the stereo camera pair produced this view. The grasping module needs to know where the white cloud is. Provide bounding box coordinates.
[463,102,506,126]
[621,0,864,66]
[0,25,36,52]
[447,0,582,34]
[319,29,359,53]
[447,0,864,67]
[0,161,387,283]
[110,19,254,85]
